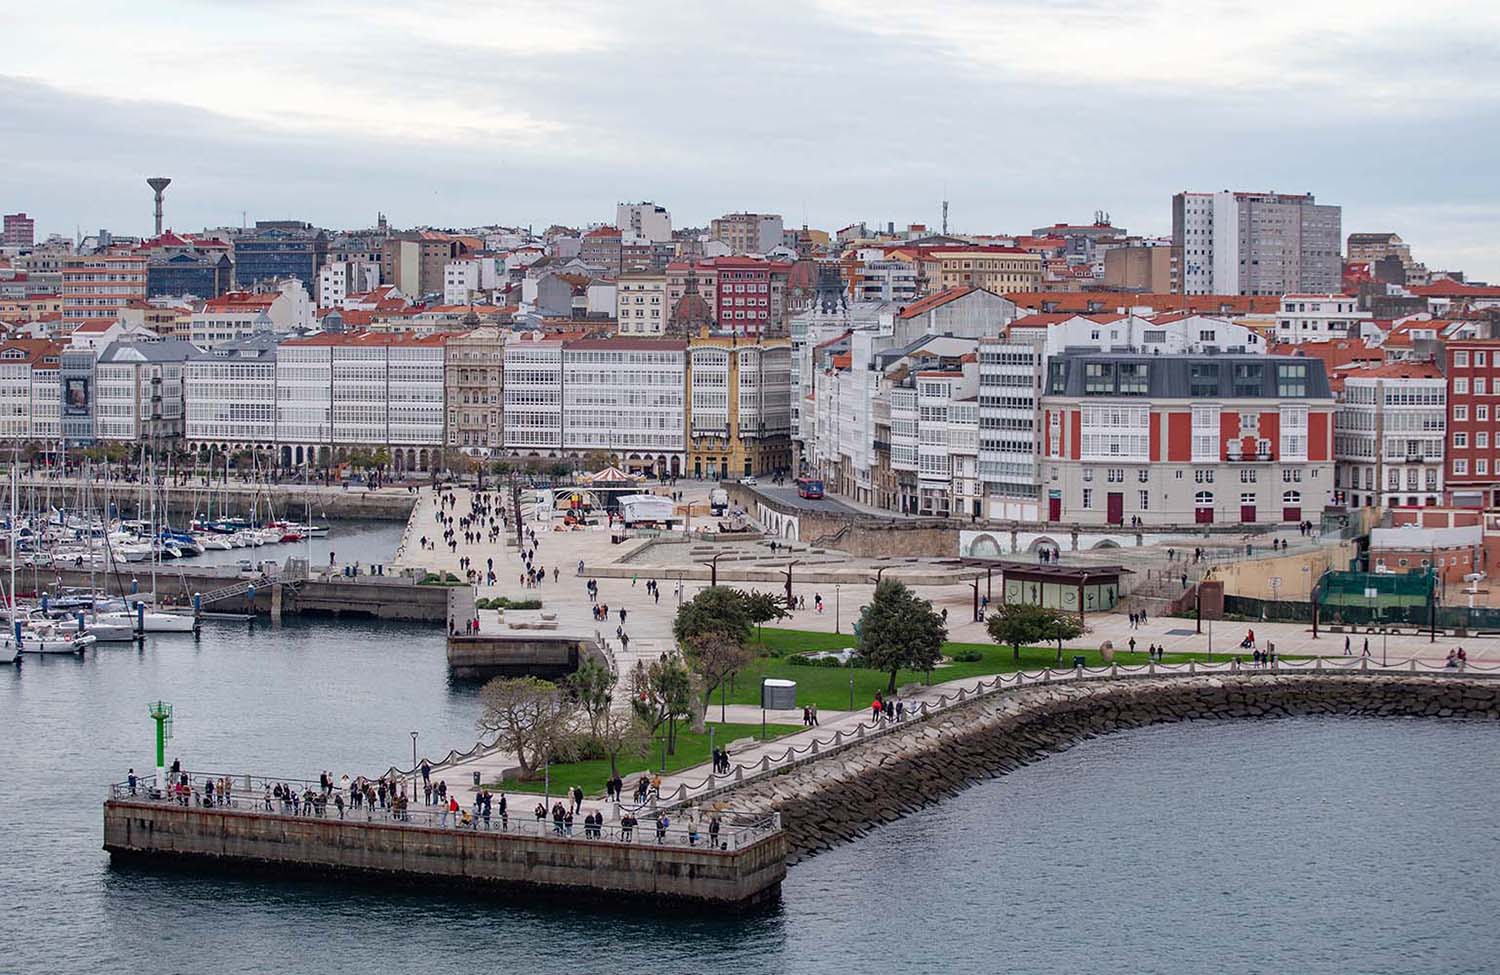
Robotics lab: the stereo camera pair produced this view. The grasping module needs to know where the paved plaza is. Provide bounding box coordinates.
[390,482,1500,805]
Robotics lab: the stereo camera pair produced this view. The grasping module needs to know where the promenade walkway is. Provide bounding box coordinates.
[388,483,1500,809]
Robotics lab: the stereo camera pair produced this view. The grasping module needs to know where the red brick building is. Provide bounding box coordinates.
[1444,338,1500,508]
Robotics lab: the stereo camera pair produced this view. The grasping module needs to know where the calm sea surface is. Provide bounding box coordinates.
[2,521,1496,973]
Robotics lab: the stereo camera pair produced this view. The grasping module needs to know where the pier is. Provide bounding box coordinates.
[103,775,786,909]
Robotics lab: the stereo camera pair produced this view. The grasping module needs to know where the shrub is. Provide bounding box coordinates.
[476,596,543,610]
[786,653,863,668]
[949,649,984,663]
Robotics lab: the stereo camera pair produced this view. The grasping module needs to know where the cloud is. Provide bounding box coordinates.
[1,2,1498,280]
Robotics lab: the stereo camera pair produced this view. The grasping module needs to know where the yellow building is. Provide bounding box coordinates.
[932,246,1042,293]
[685,333,794,479]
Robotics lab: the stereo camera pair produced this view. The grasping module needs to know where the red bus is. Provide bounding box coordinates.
[795,476,824,500]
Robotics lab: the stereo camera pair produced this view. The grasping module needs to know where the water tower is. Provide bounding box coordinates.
[146,177,172,236]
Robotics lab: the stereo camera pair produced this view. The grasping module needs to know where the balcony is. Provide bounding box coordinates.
[1225,448,1275,462]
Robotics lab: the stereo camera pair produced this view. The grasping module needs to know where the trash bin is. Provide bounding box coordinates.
[1072,655,1087,669]
[473,771,481,787]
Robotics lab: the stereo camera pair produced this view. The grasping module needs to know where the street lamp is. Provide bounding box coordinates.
[409,730,418,795]
[701,552,724,588]
[834,584,841,634]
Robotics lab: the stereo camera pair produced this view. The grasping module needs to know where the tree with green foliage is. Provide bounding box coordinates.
[564,655,616,743]
[986,602,1085,663]
[742,589,790,642]
[629,653,696,755]
[672,586,753,647]
[856,580,947,694]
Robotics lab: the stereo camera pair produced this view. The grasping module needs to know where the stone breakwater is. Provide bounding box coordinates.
[711,674,1500,863]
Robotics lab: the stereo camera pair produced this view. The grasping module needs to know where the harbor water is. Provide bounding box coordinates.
[2,521,1496,973]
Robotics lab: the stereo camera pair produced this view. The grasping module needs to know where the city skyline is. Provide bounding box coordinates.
[3,1,1499,278]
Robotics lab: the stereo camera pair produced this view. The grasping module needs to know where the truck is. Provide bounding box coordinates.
[709,488,729,515]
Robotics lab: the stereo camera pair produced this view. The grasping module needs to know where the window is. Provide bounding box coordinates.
[1455,351,1470,366]
[1117,363,1149,395]
[1479,406,1490,421]
[1283,490,1301,504]
[1139,490,1150,511]
[1194,469,1214,483]
[1277,363,1308,397]
[1232,363,1263,397]
[1455,379,1469,394]
[1107,468,1124,483]
[1189,363,1219,397]
[1138,469,1149,483]
[1240,469,1257,483]
[1239,412,1260,437]
[1240,492,1256,505]
[1282,468,1302,483]
[1478,379,1489,395]
[1388,468,1400,490]
[1084,362,1113,393]
[1480,460,1490,475]
[1477,352,1489,366]
[1175,470,1184,480]
[1194,491,1213,505]
[1455,405,1469,421]
[1455,459,1469,475]
[1083,467,1094,482]
[1455,432,1468,448]
[1082,488,1093,509]
[1480,432,1490,448]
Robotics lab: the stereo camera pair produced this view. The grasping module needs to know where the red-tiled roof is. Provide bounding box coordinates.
[1005,291,1280,314]
[1409,281,1500,298]
[1342,361,1444,380]
[898,287,977,319]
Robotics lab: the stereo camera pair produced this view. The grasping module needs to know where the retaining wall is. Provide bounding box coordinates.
[708,673,1500,863]
[103,800,786,909]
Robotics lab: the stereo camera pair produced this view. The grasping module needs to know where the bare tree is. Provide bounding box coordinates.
[595,706,653,778]
[682,632,754,730]
[475,677,578,779]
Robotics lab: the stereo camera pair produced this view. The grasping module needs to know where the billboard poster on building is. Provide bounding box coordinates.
[64,377,90,414]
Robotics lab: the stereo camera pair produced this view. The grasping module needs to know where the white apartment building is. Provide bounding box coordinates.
[616,274,667,335]
[1274,294,1373,344]
[318,260,381,308]
[616,203,672,243]
[190,281,315,349]
[564,339,686,473]
[853,260,920,303]
[184,335,278,451]
[978,339,1044,521]
[502,334,565,456]
[0,340,61,442]
[93,339,195,442]
[443,259,481,306]
[1011,312,1266,358]
[1333,362,1446,509]
[275,333,448,469]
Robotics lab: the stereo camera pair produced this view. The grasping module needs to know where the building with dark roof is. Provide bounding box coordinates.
[1039,352,1335,527]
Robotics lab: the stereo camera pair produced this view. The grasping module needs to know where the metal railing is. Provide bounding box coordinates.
[646,655,1500,809]
[107,774,780,852]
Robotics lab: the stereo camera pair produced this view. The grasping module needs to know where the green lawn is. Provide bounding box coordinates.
[716,627,1231,711]
[483,721,802,798]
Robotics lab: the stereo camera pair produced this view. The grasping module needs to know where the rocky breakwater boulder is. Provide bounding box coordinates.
[713,673,1500,863]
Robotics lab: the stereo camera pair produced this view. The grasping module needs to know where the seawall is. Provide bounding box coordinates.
[20,479,417,523]
[103,800,786,909]
[708,673,1500,863]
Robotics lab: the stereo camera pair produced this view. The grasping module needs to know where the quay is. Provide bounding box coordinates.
[18,477,418,523]
[35,561,450,622]
[102,776,786,909]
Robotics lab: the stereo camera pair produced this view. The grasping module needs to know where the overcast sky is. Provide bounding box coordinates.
[3,1,1497,278]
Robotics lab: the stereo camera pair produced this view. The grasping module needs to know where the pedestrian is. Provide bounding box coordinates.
[1344,635,1351,656]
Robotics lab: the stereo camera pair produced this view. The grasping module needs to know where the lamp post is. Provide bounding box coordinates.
[409,730,418,797]
[848,657,855,712]
[701,552,724,588]
[834,584,841,634]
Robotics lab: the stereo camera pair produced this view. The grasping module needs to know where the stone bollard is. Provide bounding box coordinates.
[811,740,819,754]
[675,784,686,801]
[735,767,743,782]
[760,755,770,771]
